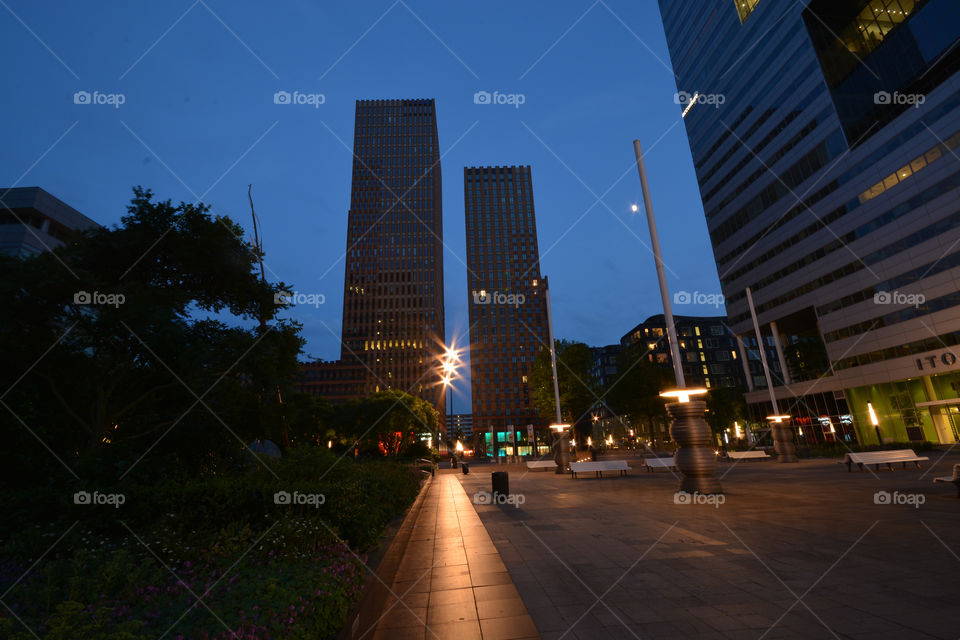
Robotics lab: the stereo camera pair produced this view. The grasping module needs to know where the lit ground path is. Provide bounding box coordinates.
[457,455,960,640]
[368,470,540,640]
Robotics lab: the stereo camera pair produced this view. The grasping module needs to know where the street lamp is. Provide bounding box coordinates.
[766,414,797,462]
[634,138,722,495]
[438,343,462,455]
[550,423,571,472]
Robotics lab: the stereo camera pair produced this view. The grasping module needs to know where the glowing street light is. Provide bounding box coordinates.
[867,401,882,444]
[550,423,571,473]
[660,388,708,404]
[438,341,462,456]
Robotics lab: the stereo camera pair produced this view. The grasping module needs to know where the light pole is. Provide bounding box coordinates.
[746,286,798,462]
[633,138,722,495]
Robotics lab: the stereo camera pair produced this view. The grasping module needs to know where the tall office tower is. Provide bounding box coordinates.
[340,98,446,419]
[658,0,960,445]
[464,166,550,458]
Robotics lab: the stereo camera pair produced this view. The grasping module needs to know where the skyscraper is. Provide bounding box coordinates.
[464,165,550,457]
[658,0,960,445]
[338,98,446,416]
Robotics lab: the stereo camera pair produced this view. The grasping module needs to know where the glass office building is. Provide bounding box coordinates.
[658,0,960,445]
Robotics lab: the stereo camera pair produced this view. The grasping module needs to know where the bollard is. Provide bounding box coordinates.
[491,471,509,502]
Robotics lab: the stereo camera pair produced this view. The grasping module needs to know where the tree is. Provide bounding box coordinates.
[0,187,302,481]
[530,340,597,439]
[704,386,748,442]
[604,345,672,446]
[338,390,438,459]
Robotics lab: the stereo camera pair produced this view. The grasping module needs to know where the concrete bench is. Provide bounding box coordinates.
[934,464,960,497]
[642,457,676,472]
[569,460,630,478]
[525,460,558,471]
[727,450,771,461]
[840,449,929,472]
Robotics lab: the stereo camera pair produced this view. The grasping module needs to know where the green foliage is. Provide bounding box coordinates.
[530,340,597,436]
[604,343,672,439]
[704,386,749,434]
[0,448,423,638]
[0,187,303,483]
[335,390,439,458]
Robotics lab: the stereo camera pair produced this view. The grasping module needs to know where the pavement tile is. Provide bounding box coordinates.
[427,620,483,640]
[479,614,541,640]
[477,596,531,619]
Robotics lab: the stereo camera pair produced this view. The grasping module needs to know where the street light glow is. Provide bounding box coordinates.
[660,388,708,403]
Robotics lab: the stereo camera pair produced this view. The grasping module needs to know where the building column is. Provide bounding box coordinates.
[736,334,754,392]
[770,321,792,385]
[921,375,957,444]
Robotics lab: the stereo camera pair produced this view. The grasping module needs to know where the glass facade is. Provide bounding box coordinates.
[658,0,960,444]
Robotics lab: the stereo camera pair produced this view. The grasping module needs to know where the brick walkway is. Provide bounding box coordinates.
[368,471,540,640]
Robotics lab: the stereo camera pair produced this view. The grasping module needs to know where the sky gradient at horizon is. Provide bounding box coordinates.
[1,0,728,408]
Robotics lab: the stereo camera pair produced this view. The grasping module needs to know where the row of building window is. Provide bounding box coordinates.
[701,81,823,198]
[715,90,960,269]
[729,166,960,325]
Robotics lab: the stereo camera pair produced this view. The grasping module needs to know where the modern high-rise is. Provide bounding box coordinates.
[464,166,550,457]
[0,187,98,257]
[337,98,446,415]
[659,0,960,445]
[620,314,750,392]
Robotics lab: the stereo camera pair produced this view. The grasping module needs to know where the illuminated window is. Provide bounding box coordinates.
[735,0,761,23]
[839,0,915,58]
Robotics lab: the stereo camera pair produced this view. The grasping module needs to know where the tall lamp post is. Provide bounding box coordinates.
[633,139,722,494]
[544,285,570,472]
[745,286,798,462]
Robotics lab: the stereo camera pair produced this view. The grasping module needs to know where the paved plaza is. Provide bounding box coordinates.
[374,451,960,640]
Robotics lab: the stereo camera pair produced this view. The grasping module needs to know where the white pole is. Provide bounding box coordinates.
[544,284,562,423]
[634,139,685,388]
[745,286,778,414]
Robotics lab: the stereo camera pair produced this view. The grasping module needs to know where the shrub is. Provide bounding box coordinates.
[0,447,424,638]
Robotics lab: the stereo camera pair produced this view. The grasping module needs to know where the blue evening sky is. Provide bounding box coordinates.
[1,0,725,407]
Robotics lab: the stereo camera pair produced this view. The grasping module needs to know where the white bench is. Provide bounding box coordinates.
[569,460,630,478]
[933,464,960,497]
[840,449,929,472]
[526,460,558,471]
[642,457,676,472]
[727,450,771,461]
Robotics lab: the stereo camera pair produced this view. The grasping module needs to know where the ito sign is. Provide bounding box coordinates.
[916,352,959,371]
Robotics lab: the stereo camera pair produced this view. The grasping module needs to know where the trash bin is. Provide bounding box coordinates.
[491,471,509,502]
[461,463,469,475]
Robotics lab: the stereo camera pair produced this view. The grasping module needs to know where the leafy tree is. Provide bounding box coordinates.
[530,340,596,439]
[337,390,438,459]
[704,386,748,440]
[604,344,672,444]
[0,187,302,482]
